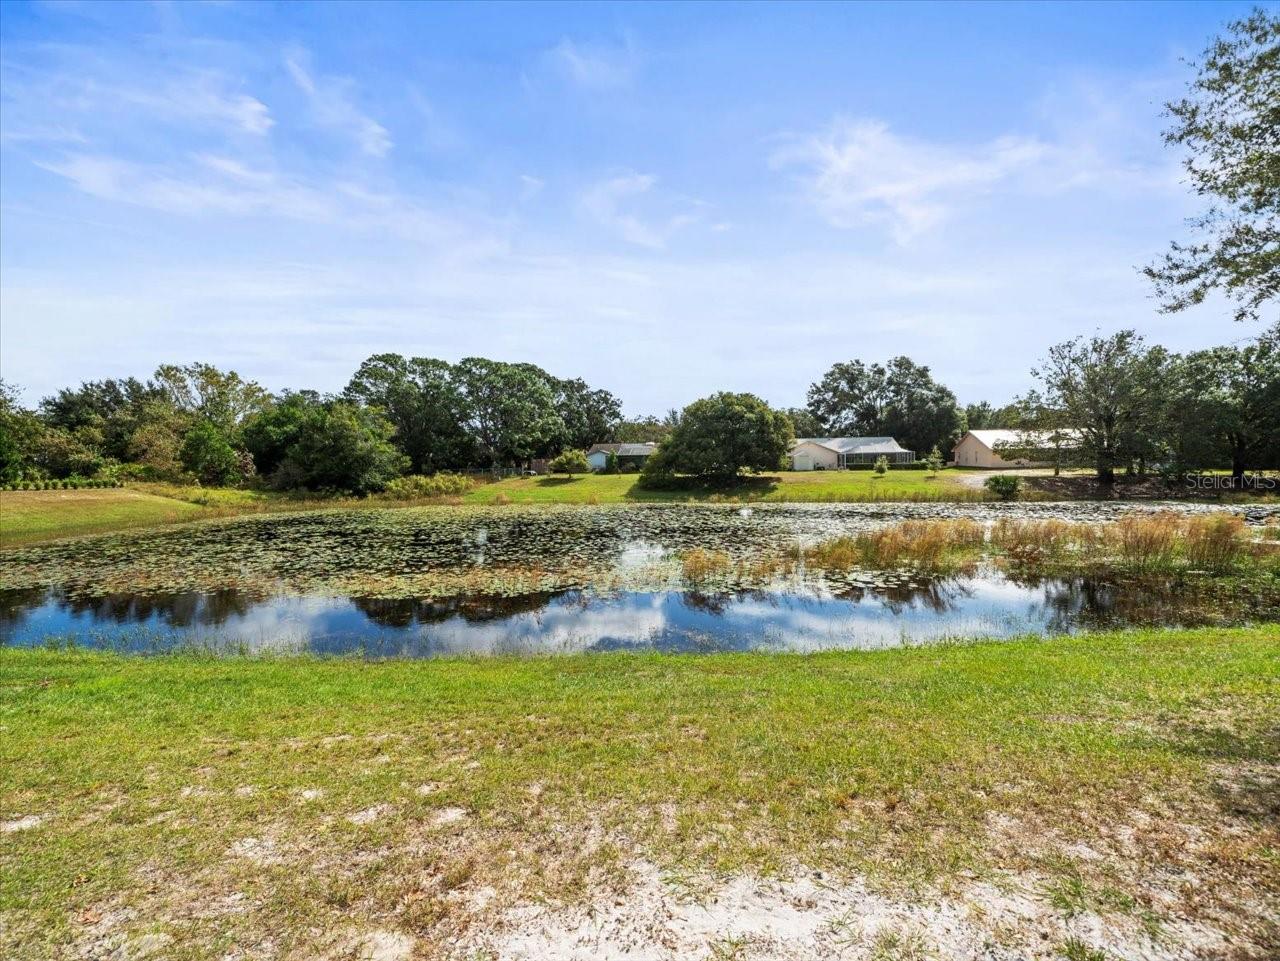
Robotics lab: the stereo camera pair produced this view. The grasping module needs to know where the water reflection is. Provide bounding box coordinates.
[1,570,1269,658]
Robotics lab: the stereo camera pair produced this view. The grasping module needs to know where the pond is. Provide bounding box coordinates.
[2,502,1277,656]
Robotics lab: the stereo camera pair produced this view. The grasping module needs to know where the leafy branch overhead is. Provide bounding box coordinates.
[1146,8,1279,323]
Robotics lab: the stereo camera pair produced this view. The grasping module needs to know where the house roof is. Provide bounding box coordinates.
[793,437,912,455]
[959,429,1081,451]
[587,443,656,457]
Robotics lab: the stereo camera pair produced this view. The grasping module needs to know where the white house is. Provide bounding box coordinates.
[790,437,915,471]
[586,443,657,471]
[952,429,1079,468]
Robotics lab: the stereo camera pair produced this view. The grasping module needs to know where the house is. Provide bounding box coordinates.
[952,429,1079,468]
[586,443,657,471]
[790,437,915,471]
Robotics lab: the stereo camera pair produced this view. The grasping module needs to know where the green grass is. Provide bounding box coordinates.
[2,626,1276,957]
[0,488,211,545]
[463,469,982,504]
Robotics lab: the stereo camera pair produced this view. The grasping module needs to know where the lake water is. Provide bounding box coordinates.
[2,502,1276,656]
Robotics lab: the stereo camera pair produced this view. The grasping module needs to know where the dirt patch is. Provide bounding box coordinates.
[1,814,44,832]
[461,860,1233,961]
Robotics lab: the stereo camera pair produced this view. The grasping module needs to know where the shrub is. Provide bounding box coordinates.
[382,473,475,499]
[984,475,1021,500]
[548,450,591,476]
[603,451,620,474]
[873,455,889,476]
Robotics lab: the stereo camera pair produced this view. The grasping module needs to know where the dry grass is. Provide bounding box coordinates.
[805,519,986,573]
[681,548,734,585]
[992,512,1265,575]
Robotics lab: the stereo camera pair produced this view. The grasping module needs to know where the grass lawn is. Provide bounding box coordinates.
[462,469,981,504]
[0,488,211,545]
[2,627,1276,959]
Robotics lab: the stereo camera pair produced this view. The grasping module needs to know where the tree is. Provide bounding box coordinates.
[614,416,672,444]
[180,420,246,486]
[153,363,270,434]
[272,400,407,494]
[548,449,590,475]
[1144,9,1279,323]
[925,446,944,476]
[0,380,45,483]
[806,356,963,455]
[1169,331,1280,478]
[454,358,564,467]
[1029,331,1170,483]
[782,407,823,438]
[40,377,164,462]
[641,392,793,482]
[962,402,995,431]
[242,392,319,477]
[343,354,473,473]
[548,376,622,451]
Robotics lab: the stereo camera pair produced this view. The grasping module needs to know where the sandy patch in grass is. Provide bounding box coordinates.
[1,814,44,832]
[464,860,1234,961]
[349,804,394,826]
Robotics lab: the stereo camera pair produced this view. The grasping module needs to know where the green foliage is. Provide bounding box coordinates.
[925,446,943,475]
[641,392,793,483]
[180,420,248,487]
[271,400,407,495]
[454,358,564,467]
[984,475,1021,500]
[613,416,672,444]
[344,354,473,473]
[603,451,620,474]
[1145,9,1279,322]
[381,473,475,499]
[548,449,591,475]
[873,455,889,476]
[153,362,270,433]
[1030,330,1170,482]
[807,356,963,455]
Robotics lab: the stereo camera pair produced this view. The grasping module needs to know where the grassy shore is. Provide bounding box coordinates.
[461,469,981,504]
[3,627,1277,959]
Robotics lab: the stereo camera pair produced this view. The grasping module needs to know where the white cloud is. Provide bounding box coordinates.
[771,119,1046,243]
[547,37,637,89]
[579,173,703,249]
[284,47,391,157]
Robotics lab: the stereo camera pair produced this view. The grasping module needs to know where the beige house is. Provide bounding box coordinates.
[790,437,915,471]
[952,429,1077,468]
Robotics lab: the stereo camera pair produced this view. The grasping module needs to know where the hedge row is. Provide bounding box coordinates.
[3,479,126,491]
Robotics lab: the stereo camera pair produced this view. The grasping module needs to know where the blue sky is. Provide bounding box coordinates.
[0,1,1268,415]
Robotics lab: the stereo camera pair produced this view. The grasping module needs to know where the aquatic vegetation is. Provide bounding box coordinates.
[680,548,733,586]
[804,519,985,574]
[2,503,1276,607]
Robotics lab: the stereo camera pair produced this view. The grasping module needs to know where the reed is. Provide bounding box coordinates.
[681,547,734,585]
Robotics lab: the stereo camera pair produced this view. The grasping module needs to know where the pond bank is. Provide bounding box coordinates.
[4,626,1277,960]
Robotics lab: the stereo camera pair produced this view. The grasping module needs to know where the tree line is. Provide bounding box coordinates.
[0,356,626,494]
[4,322,1274,493]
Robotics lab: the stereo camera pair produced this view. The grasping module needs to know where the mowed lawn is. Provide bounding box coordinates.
[462,469,980,504]
[2,627,1277,959]
[0,488,210,545]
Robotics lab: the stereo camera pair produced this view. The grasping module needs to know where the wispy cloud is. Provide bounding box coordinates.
[547,36,638,89]
[283,47,391,157]
[771,119,1046,244]
[579,172,703,249]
